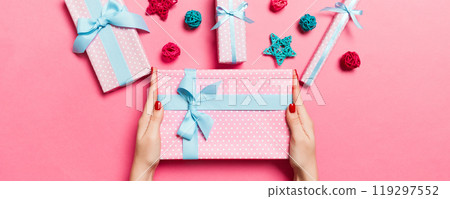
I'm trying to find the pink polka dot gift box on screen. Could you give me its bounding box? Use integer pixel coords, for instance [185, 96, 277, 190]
[212, 0, 254, 64]
[157, 69, 293, 159]
[66, 0, 151, 93]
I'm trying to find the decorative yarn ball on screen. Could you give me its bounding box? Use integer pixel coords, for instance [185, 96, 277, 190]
[162, 42, 181, 61]
[184, 10, 202, 29]
[146, 0, 178, 20]
[299, 14, 317, 32]
[271, 0, 288, 11]
[341, 51, 361, 69]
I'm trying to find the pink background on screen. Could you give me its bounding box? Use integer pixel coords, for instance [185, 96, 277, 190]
[1, 0, 449, 180]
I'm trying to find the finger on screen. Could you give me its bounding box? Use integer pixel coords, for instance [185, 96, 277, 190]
[143, 100, 164, 139]
[150, 67, 158, 104]
[151, 101, 164, 123]
[286, 103, 307, 141]
[138, 67, 158, 139]
[293, 70, 314, 138]
[292, 69, 303, 107]
[297, 102, 314, 139]
[141, 67, 158, 117]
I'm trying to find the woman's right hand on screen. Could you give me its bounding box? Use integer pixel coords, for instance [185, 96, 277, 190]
[130, 67, 164, 181]
[286, 70, 318, 181]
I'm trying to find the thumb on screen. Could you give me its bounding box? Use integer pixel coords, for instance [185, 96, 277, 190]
[144, 101, 164, 139]
[150, 101, 164, 124]
[286, 103, 306, 140]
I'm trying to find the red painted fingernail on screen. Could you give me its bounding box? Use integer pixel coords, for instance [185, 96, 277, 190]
[155, 101, 162, 110]
[289, 103, 295, 113]
[294, 69, 299, 80]
[151, 66, 154, 75]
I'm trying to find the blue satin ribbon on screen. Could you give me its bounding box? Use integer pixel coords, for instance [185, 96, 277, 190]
[211, 1, 254, 30]
[73, 0, 149, 86]
[73, 0, 149, 53]
[160, 94, 291, 110]
[304, 1, 362, 86]
[159, 69, 291, 159]
[211, 1, 254, 64]
[169, 69, 221, 159]
[321, 2, 363, 29]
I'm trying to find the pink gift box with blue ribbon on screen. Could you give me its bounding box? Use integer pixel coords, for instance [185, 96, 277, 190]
[157, 69, 293, 159]
[66, 0, 151, 92]
[301, 0, 363, 86]
[212, 0, 254, 64]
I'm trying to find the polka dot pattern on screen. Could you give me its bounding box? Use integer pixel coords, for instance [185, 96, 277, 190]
[158, 69, 293, 159]
[66, 0, 151, 92]
[216, 0, 247, 64]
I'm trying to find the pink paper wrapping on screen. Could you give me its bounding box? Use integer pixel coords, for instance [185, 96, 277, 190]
[301, 0, 360, 86]
[215, 0, 248, 64]
[158, 69, 293, 159]
[66, 0, 151, 93]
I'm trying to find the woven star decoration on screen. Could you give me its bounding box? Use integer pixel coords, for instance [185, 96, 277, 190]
[263, 33, 296, 66]
[146, 0, 178, 20]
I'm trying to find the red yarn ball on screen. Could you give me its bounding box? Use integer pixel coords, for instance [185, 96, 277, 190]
[271, 0, 288, 12]
[341, 51, 361, 69]
[162, 42, 180, 61]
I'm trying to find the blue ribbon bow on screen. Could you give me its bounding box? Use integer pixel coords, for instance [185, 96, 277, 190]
[175, 69, 221, 159]
[73, 0, 149, 53]
[321, 2, 363, 29]
[210, 1, 254, 30]
[160, 69, 293, 159]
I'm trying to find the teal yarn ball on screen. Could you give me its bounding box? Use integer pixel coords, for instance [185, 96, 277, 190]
[185, 10, 202, 29]
[299, 14, 317, 32]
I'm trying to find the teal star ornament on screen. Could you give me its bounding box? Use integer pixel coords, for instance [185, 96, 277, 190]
[263, 33, 296, 66]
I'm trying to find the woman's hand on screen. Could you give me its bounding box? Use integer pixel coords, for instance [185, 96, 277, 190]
[286, 70, 318, 181]
[130, 67, 164, 181]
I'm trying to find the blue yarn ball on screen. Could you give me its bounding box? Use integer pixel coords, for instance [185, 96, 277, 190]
[299, 14, 317, 32]
[185, 10, 202, 29]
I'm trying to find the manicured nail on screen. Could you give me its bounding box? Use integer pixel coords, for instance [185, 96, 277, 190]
[155, 101, 162, 110]
[289, 103, 295, 113]
[151, 66, 154, 75]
